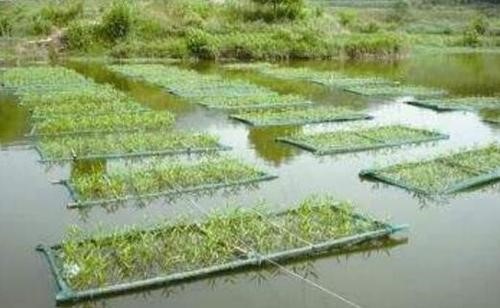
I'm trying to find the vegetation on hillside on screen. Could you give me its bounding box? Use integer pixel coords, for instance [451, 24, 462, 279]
[0, 0, 499, 60]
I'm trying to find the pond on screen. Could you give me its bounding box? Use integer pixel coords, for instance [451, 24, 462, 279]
[1, 52, 499, 308]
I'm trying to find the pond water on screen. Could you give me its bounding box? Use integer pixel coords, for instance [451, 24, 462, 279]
[1, 52, 500, 308]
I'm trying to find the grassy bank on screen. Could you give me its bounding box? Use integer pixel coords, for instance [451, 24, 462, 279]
[1, 0, 499, 61]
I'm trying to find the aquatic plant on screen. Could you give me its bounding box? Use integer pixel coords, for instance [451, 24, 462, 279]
[32, 111, 175, 136]
[409, 97, 500, 111]
[197, 93, 312, 110]
[108, 64, 311, 109]
[480, 108, 500, 124]
[360, 144, 500, 194]
[278, 125, 447, 155]
[230, 106, 371, 126]
[68, 156, 272, 204]
[52, 195, 380, 291]
[1, 66, 90, 88]
[22, 85, 146, 118]
[344, 84, 447, 99]
[37, 131, 224, 161]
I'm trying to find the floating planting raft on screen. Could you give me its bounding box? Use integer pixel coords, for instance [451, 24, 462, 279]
[29, 111, 175, 137]
[1, 65, 226, 166]
[277, 125, 448, 155]
[481, 109, 500, 124]
[107, 64, 312, 110]
[407, 97, 500, 111]
[230, 106, 372, 127]
[344, 84, 447, 99]
[22, 85, 147, 119]
[0, 66, 91, 93]
[37, 195, 408, 304]
[360, 144, 500, 195]
[58, 157, 277, 208]
[36, 132, 230, 162]
[224, 63, 446, 100]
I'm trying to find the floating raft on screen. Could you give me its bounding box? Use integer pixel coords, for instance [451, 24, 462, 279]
[407, 97, 500, 111]
[344, 84, 447, 99]
[360, 144, 500, 195]
[57, 157, 277, 208]
[37, 196, 408, 304]
[108, 64, 312, 110]
[277, 125, 448, 155]
[230, 106, 372, 127]
[35, 132, 230, 163]
[27, 111, 175, 138]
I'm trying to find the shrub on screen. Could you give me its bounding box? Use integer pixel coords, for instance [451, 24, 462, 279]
[100, 1, 133, 43]
[249, 0, 305, 21]
[342, 33, 407, 59]
[0, 15, 13, 36]
[40, 1, 83, 27]
[470, 15, 488, 36]
[386, 0, 411, 23]
[186, 28, 219, 59]
[31, 15, 53, 36]
[64, 21, 96, 51]
[337, 10, 357, 27]
[462, 29, 481, 47]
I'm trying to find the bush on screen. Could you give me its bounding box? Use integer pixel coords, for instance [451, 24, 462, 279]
[342, 33, 407, 59]
[249, 0, 305, 21]
[64, 21, 96, 51]
[386, 0, 411, 23]
[31, 15, 53, 36]
[470, 15, 488, 35]
[186, 28, 219, 59]
[100, 1, 133, 43]
[462, 29, 481, 47]
[337, 10, 357, 27]
[0, 15, 13, 36]
[40, 1, 83, 27]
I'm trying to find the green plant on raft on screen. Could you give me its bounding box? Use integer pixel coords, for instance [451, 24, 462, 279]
[33, 111, 175, 136]
[37, 131, 222, 161]
[480, 109, 500, 124]
[279, 125, 447, 155]
[20, 84, 145, 118]
[410, 97, 500, 111]
[361, 144, 500, 194]
[197, 93, 312, 109]
[345, 83, 447, 98]
[54, 194, 380, 291]
[69, 156, 268, 202]
[1, 66, 90, 88]
[108, 64, 311, 109]
[230, 106, 371, 126]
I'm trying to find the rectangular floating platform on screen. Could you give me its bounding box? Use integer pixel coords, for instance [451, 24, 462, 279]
[62, 173, 278, 209]
[36, 198, 408, 304]
[56, 157, 277, 208]
[277, 125, 448, 155]
[35, 144, 232, 163]
[35, 132, 229, 163]
[407, 97, 500, 111]
[344, 84, 447, 99]
[27, 111, 175, 138]
[360, 145, 500, 195]
[230, 107, 372, 127]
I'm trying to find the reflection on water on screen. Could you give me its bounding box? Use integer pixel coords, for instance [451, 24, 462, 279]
[247, 126, 303, 166]
[0, 95, 29, 145]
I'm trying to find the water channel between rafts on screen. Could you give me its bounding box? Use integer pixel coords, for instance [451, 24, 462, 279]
[1, 53, 499, 308]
